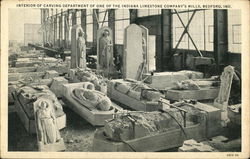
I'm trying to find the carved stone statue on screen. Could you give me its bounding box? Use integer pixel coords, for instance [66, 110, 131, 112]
[35, 99, 61, 145]
[77, 30, 86, 68]
[214, 65, 235, 126]
[71, 25, 86, 69]
[97, 27, 114, 77]
[71, 82, 112, 111]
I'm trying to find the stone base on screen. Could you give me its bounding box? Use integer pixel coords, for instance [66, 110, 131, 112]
[92, 128, 185, 152]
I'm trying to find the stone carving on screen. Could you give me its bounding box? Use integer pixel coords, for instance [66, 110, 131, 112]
[35, 98, 61, 144]
[215, 66, 235, 105]
[114, 80, 161, 101]
[34, 98, 65, 151]
[214, 65, 235, 125]
[71, 25, 86, 69]
[71, 82, 112, 111]
[97, 27, 114, 77]
[123, 24, 149, 80]
[69, 68, 108, 94]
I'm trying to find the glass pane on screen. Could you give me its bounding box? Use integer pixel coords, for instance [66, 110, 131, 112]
[228, 10, 241, 53]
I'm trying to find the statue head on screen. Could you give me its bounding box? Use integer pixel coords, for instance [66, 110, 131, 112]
[40, 101, 49, 110]
[78, 29, 84, 37]
[102, 29, 110, 37]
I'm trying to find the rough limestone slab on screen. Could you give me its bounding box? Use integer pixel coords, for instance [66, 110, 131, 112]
[107, 79, 162, 111]
[8, 79, 53, 103]
[9, 67, 38, 73]
[123, 24, 144, 79]
[8, 72, 45, 81]
[50, 77, 69, 98]
[178, 139, 218, 152]
[165, 88, 219, 101]
[186, 102, 222, 138]
[44, 70, 59, 79]
[143, 71, 204, 89]
[92, 128, 185, 152]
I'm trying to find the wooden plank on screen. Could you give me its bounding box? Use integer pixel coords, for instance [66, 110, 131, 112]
[165, 88, 219, 101]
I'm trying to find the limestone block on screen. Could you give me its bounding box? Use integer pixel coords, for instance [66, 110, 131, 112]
[50, 77, 69, 98]
[44, 70, 59, 79]
[178, 139, 218, 152]
[123, 24, 148, 80]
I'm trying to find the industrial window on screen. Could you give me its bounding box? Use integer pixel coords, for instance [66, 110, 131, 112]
[86, 10, 93, 42]
[115, 9, 130, 44]
[68, 14, 72, 42]
[76, 11, 81, 25]
[228, 10, 241, 53]
[56, 17, 59, 40]
[98, 9, 109, 27]
[62, 15, 64, 40]
[172, 9, 214, 51]
[137, 9, 161, 17]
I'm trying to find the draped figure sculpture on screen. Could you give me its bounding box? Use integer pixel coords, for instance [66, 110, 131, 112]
[71, 25, 86, 69]
[36, 99, 61, 145]
[97, 27, 114, 77]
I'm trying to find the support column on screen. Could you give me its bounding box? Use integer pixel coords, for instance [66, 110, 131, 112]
[59, 11, 63, 47]
[108, 9, 115, 57]
[129, 9, 138, 24]
[81, 9, 87, 35]
[93, 9, 99, 54]
[214, 10, 228, 68]
[64, 10, 69, 48]
[72, 9, 77, 26]
[162, 9, 173, 71]
[54, 15, 57, 46]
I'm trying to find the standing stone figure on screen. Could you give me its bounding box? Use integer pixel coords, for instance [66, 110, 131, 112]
[71, 25, 86, 69]
[98, 29, 113, 75]
[76, 30, 86, 68]
[36, 100, 61, 145]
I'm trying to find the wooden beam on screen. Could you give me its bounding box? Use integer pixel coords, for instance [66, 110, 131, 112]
[129, 9, 138, 24]
[161, 9, 172, 71]
[81, 9, 87, 37]
[71, 9, 77, 26]
[214, 10, 228, 68]
[93, 9, 99, 54]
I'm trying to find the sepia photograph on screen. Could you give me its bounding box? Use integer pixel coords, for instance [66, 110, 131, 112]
[1, 0, 249, 158]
